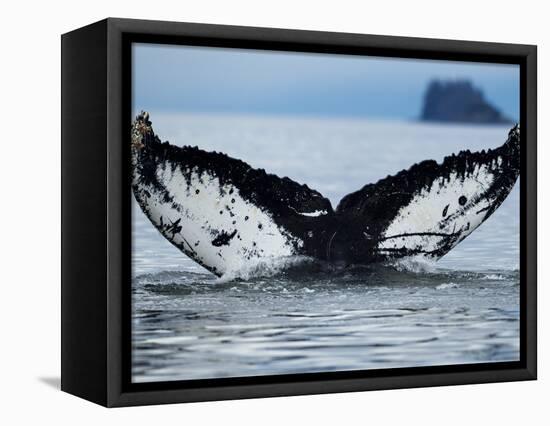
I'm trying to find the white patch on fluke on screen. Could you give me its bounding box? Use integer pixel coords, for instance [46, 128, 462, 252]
[378, 162, 498, 256]
[134, 163, 302, 277]
[297, 209, 328, 217]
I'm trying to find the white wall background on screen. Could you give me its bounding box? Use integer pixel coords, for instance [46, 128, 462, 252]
[1, 0, 546, 423]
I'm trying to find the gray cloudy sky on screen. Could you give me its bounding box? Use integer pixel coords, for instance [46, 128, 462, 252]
[132, 43, 519, 121]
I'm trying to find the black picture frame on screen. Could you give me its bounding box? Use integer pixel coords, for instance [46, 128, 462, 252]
[61, 17, 537, 407]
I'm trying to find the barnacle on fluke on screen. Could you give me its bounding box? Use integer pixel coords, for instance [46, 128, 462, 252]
[131, 111, 520, 277]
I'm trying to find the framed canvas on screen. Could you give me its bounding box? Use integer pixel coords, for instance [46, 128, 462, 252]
[61, 18, 537, 407]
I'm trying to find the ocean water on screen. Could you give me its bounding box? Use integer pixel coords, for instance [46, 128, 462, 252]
[131, 114, 520, 382]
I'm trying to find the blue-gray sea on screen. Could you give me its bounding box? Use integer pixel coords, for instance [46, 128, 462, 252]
[132, 114, 519, 382]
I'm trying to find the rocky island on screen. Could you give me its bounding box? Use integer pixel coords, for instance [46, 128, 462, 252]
[420, 79, 512, 124]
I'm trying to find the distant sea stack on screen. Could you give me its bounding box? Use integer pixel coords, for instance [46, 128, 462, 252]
[420, 79, 513, 124]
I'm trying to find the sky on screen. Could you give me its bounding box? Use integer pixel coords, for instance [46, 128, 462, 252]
[132, 43, 520, 121]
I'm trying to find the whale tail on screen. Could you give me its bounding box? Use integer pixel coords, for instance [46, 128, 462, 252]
[131, 112, 336, 276]
[333, 125, 520, 263]
[132, 111, 520, 276]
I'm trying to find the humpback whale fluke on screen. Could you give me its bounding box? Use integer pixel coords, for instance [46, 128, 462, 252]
[132, 112, 520, 277]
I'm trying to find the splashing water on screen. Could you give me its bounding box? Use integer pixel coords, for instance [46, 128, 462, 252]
[215, 255, 316, 283]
